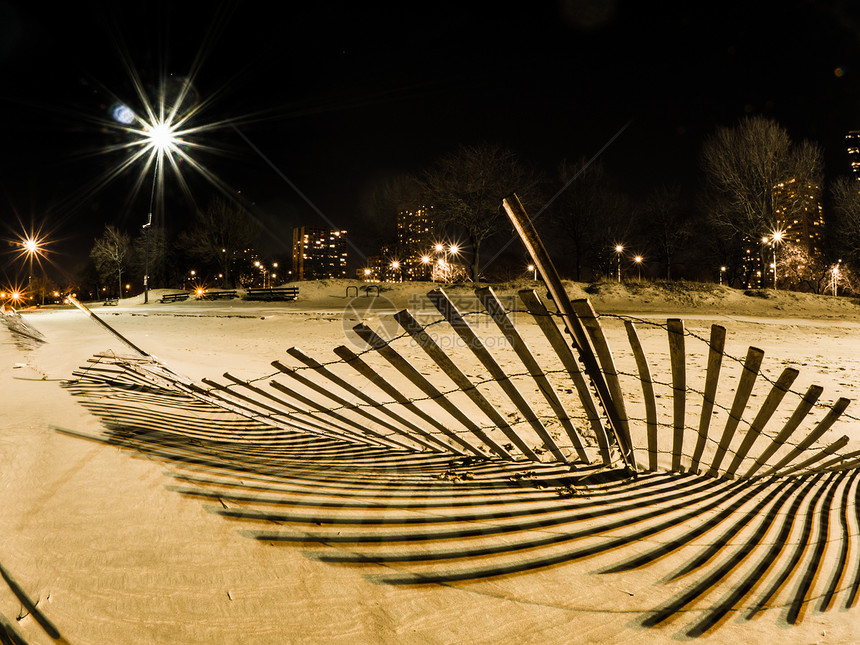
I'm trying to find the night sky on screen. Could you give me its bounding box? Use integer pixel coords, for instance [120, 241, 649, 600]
[3, 0, 860, 279]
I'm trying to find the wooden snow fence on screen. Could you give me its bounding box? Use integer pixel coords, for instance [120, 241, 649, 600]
[58, 194, 860, 637]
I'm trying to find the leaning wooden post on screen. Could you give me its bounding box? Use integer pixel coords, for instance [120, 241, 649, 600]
[501, 193, 636, 472]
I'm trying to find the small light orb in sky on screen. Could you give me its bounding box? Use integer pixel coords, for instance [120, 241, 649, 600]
[834, 66, 845, 78]
[111, 103, 135, 124]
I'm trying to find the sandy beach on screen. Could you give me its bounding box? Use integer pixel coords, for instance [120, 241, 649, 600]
[2, 279, 860, 644]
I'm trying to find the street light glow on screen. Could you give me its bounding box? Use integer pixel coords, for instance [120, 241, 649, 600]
[145, 120, 178, 153]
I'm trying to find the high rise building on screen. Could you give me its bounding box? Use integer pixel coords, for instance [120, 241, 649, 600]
[740, 178, 825, 288]
[291, 227, 348, 280]
[773, 178, 825, 257]
[846, 130, 860, 180]
[396, 206, 436, 280]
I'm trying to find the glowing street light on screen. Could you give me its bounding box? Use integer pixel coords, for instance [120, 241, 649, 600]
[719, 266, 726, 286]
[633, 255, 643, 281]
[614, 244, 624, 282]
[527, 264, 536, 280]
[767, 229, 785, 289]
[830, 259, 842, 296]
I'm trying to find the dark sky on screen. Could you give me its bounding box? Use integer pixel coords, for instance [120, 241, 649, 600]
[4, 0, 860, 278]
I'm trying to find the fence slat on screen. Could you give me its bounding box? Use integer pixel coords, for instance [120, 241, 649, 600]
[723, 367, 799, 478]
[706, 347, 765, 477]
[743, 385, 824, 478]
[518, 290, 611, 465]
[285, 347, 446, 453]
[571, 299, 637, 470]
[427, 289, 565, 462]
[502, 195, 635, 471]
[393, 309, 537, 461]
[271, 359, 430, 452]
[476, 287, 589, 463]
[690, 325, 726, 473]
[352, 323, 508, 459]
[756, 398, 852, 478]
[206, 374, 371, 444]
[268, 379, 410, 450]
[625, 321, 658, 471]
[667, 319, 686, 472]
[331, 345, 466, 454]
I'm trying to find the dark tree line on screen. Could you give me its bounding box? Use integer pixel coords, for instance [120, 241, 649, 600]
[368, 116, 860, 292]
[86, 197, 260, 298]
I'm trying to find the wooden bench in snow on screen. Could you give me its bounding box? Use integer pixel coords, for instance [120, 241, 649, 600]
[244, 287, 299, 301]
[200, 290, 238, 300]
[160, 292, 190, 303]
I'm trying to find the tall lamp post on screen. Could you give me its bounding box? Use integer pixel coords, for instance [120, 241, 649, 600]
[142, 215, 151, 303]
[614, 245, 624, 282]
[770, 230, 784, 289]
[633, 255, 643, 281]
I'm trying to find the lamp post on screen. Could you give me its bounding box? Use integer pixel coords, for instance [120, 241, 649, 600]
[719, 266, 726, 285]
[831, 260, 842, 296]
[527, 264, 536, 280]
[770, 230, 784, 289]
[614, 245, 624, 282]
[142, 217, 151, 303]
[633, 255, 643, 281]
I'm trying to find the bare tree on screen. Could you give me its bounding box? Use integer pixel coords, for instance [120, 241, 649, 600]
[549, 157, 628, 281]
[90, 225, 131, 298]
[830, 176, 860, 267]
[701, 116, 823, 239]
[420, 143, 540, 281]
[638, 183, 691, 280]
[131, 226, 169, 288]
[179, 198, 260, 288]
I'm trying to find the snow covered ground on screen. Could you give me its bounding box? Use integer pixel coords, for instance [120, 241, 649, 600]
[2, 280, 859, 643]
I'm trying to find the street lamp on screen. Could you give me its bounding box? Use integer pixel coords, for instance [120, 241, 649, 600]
[614, 245, 624, 282]
[771, 230, 784, 289]
[391, 260, 402, 282]
[527, 264, 536, 280]
[830, 260, 842, 296]
[719, 266, 726, 285]
[633, 255, 643, 281]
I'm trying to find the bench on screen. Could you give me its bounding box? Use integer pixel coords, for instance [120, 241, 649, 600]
[103, 298, 118, 306]
[244, 287, 299, 301]
[200, 290, 238, 300]
[160, 292, 190, 303]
